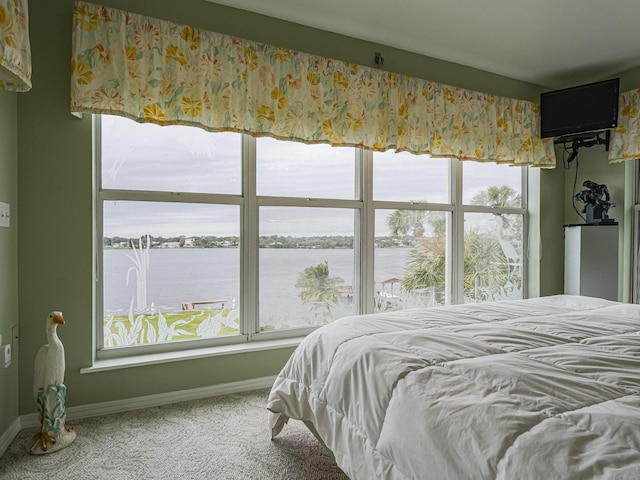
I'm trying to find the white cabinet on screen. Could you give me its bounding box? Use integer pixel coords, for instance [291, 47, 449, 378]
[564, 224, 618, 301]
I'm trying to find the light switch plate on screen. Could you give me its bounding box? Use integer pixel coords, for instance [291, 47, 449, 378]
[0, 202, 9, 228]
[2, 343, 10, 368]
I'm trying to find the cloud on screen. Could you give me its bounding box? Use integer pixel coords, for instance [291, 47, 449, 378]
[102, 117, 241, 194]
[100, 115, 524, 239]
[103, 201, 239, 238]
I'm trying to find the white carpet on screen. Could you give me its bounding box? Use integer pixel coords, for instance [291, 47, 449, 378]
[0, 389, 348, 480]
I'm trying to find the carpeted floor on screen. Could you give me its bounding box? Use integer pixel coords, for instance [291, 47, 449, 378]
[0, 389, 348, 480]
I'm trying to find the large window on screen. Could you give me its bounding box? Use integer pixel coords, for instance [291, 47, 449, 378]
[96, 115, 527, 355]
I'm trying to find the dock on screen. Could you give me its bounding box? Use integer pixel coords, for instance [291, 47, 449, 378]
[181, 299, 226, 310]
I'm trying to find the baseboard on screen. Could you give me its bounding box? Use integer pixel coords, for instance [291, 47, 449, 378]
[19, 375, 277, 430]
[0, 417, 21, 458]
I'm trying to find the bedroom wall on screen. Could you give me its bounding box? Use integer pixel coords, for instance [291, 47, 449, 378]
[538, 166, 566, 296]
[561, 146, 626, 301]
[17, 0, 561, 415]
[562, 147, 626, 227]
[559, 70, 640, 302]
[0, 91, 19, 436]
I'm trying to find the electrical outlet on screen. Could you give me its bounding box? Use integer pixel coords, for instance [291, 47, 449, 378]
[0, 202, 9, 228]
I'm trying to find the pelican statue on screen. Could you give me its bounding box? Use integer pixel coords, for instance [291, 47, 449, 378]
[30, 311, 75, 453]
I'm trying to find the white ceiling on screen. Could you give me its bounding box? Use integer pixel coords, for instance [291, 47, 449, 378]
[208, 0, 640, 89]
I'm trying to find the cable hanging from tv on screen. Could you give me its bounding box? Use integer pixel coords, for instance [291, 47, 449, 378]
[558, 130, 611, 165]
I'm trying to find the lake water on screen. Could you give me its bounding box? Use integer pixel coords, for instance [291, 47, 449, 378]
[103, 247, 412, 321]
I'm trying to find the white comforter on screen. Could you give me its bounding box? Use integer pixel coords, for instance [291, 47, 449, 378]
[267, 295, 640, 479]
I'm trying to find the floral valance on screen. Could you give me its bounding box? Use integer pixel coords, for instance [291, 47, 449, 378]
[70, 1, 556, 168]
[0, 0, 32, 92]
[609, 89, 640, 163]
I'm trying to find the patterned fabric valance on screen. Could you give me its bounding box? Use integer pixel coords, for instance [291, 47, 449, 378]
[0, 0, 32, 92]
[70, 1, 556, 168]
[609, 89, 640, 163]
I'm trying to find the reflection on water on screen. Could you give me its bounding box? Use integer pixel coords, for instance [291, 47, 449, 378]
[104, 247, 412, 319]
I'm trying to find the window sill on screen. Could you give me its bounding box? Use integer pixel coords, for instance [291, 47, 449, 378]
[80, 337, 303, 374]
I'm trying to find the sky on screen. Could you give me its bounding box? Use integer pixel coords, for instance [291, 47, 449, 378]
[101, 115, 522, 238]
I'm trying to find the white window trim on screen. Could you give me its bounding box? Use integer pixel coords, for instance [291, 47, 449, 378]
[631, 160, 640, 303]
[93, 115, 528, 364]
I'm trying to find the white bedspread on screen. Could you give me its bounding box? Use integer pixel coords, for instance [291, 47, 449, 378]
[267, 295, 640, 479]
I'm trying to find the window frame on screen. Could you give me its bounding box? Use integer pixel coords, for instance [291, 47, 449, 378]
[369, 149, 456, 307]
[94, 115, 528, 361]
[632, 160, 640, 303]
[458, 163, 528, 304]
[252, 148, 364, 340]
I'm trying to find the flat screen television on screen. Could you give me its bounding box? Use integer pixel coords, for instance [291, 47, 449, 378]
[540, 78, 619, 139]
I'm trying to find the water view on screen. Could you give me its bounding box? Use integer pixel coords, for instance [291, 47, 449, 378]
[103, 246, 412, 317]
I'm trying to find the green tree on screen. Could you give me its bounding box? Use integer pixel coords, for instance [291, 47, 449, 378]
[386, 207, 427, 238]
[295, 261, 345, 320]
[395, 186, 522, 303]
[462, 227, 515, 300]
[470, 185, 521, 208]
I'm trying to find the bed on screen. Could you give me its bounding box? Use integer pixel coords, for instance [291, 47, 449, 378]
[267, 295, 640, 479]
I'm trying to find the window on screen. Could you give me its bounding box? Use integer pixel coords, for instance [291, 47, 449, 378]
[256, 138, 359, 332]
[96, 115, 527, 356]
[259, 206, 356, 330]
[461, 162, 525, 303]
[372, 151, 451, 309]
[99, 116, 243, 350]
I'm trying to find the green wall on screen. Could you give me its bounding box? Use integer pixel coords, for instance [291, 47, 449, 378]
[561, 139, 628, 301]
[562, 147, 626, 227]
[619, 66, 640, 92]
[16, 0, 562, 416]
[558, 68, 640, 301]
[0, 90, 19, 434]
[538, 166, 566, 296]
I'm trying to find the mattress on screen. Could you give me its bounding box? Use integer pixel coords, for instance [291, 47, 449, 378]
[267, 295, 640, 479]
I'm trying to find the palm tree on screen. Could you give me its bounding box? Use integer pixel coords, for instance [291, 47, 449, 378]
[395, 185, 522, 303]
[295, 261, 345, 321]
[463, 227, 513, 300]
[401, 211, 446, 286]
[386, 208, 427, 238]
[470, 185, 521, 208]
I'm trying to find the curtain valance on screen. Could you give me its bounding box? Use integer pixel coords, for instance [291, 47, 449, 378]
[70, 1, 555, 168]
[0, 0, 31, 92]
[609, 88, 640, 163]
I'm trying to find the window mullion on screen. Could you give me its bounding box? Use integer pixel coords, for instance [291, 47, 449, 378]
[373, 201, 454, 212]
[94, 114, 104, 355]
[521, 166, 529, 298]
[241, 135, 258, 338]
[100, 189, 243, 205]
[451, 159, 464, 305]
[360, 149, 375, 314]
[257, 196, 361, 209]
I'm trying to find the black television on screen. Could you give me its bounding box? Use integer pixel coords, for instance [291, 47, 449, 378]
[540, 78, 619, 140]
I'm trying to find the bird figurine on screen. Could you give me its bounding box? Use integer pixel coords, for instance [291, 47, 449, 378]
[30, 311, 74, 453]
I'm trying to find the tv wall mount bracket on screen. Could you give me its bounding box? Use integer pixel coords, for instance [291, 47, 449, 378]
[554, 130, 610, 164]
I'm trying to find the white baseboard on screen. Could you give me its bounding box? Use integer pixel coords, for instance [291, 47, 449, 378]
[19, 375, 276, 430]
[0, 417, 21, 458]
